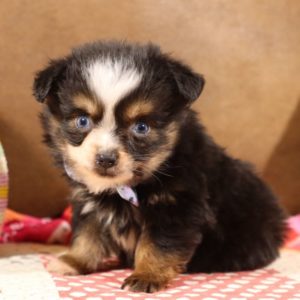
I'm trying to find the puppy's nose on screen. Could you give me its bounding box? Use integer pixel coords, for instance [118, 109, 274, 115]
[95, 151, 119, 169]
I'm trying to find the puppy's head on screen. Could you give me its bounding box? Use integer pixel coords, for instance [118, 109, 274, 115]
[33, 41, 204, 193]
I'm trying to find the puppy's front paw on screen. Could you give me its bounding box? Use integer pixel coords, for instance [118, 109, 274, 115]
[47, 257, 79, 276]
[122, 273, 168, 293]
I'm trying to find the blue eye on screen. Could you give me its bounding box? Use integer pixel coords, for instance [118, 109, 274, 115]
[76, 116, 90, 129]
[133, 122, 150, 135]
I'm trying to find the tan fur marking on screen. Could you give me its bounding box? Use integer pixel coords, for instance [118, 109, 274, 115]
[148, 192, 176, 205]
[145, 122, 179, 173]
[71, 187, 88, 202]
[123, 234, 187, 292]
[111, 225, 139, 256]
[48, 115, 60, 131]
[125, 100, 154, 121]
[47, 255, 79, 276]
[49, 221, 118, 275]
[122, 229, 139, 254]
[134, 236, 186, 275]
[46, 114, 65, 148]
[73, 94, 100, 116]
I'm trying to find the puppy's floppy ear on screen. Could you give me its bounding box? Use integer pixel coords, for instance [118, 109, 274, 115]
[33, 58, 67, 103]
[168, 58, 205, 104]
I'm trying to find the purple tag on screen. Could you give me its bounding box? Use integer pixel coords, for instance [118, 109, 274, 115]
[117, 185, 139, 206]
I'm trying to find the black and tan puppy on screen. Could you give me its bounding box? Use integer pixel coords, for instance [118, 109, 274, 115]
[33, 41, 286, 293]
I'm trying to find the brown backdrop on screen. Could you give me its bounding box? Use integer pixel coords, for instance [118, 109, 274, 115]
[0, 0, 299, 216]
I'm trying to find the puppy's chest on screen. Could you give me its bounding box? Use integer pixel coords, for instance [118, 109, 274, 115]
[91, 199, 142, 254]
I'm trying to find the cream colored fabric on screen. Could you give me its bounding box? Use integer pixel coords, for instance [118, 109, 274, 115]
[0, 255, 59, 300]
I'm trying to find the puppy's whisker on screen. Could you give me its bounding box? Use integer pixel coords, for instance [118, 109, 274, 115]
[134, 166, 163, 187]
[149, 172, 163, 186]
[154, 169, 173, 178]
[161, 161, 183, 171]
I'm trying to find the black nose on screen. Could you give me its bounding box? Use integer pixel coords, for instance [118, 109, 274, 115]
[95, 151, 118, 169]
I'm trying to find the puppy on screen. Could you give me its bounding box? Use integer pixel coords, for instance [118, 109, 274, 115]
[33, 41, 286, 293]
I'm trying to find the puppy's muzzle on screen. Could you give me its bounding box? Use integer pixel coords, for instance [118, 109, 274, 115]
[95, 150, 119, 170]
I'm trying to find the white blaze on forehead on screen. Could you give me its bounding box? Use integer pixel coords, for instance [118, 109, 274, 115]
[85, 59, 142, 109]
[85, 59, 142, 147]
[95, 128, 118, 150]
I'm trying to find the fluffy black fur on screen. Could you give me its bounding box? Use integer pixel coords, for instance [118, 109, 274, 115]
[33, 41, 286, 293]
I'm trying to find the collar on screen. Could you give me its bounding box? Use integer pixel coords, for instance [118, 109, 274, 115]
[116, 185, 139, 207]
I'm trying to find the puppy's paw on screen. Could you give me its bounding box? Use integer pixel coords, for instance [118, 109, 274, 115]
[47, 257, 79, 276]
[122, 273, 167, 293]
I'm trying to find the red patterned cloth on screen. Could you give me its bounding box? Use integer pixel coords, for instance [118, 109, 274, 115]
[49, 266, 300, 299]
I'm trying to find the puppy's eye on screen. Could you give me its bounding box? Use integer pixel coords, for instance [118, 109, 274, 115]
[75, 116, 91, 129]
[132, 122, 150, 135]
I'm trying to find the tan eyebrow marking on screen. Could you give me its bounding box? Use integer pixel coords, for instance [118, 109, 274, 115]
[73, 94, 102, 116]
[124, 100, 154, 120]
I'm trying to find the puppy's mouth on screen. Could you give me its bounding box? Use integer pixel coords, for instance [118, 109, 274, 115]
[94, 166, 118, 178]
[94, 166, 145, 185]
[64, 158, 147, 193]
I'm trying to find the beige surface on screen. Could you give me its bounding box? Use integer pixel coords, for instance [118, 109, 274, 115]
[0, 243, 66, 258]
[0, 0, 299, 215]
